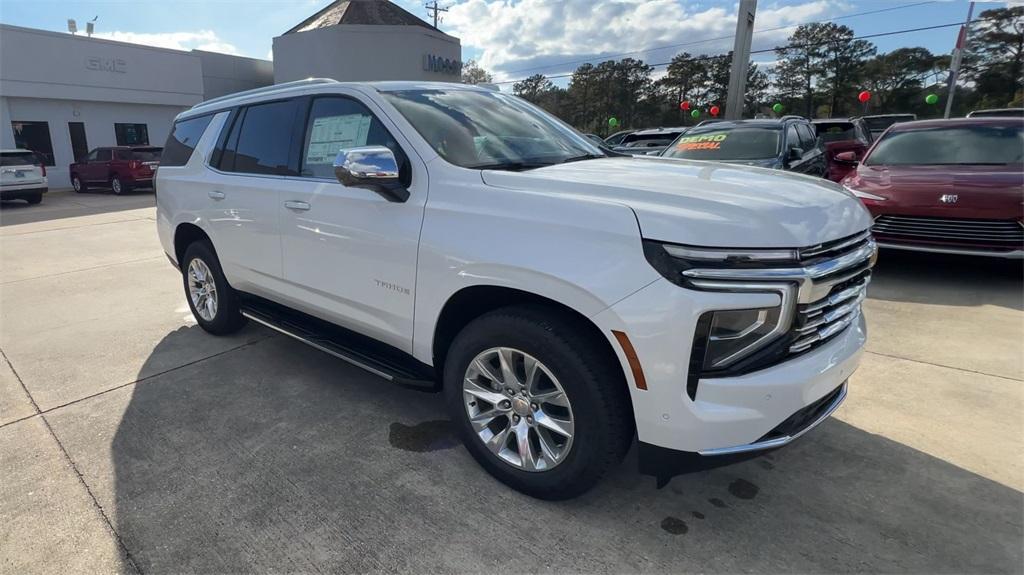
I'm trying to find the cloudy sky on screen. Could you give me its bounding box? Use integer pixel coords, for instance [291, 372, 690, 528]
[0, 0, 1008, 85]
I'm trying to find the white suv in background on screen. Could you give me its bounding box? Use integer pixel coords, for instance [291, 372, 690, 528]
[0, 149, 47, 205]
[156, 79, 875, 499]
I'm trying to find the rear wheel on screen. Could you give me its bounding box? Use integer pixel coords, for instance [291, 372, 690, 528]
[110, 175, 129, 195]
[25, 193, 42, 205]
[444, 305, 633, 500]
[71, 176, 86, 193]
[181, 241, 246, 335]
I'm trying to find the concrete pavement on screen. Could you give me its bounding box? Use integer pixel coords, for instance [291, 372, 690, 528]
[1, 191, 1021, 573]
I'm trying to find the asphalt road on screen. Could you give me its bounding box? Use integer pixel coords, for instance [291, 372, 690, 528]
[1, 191, 1021, 574]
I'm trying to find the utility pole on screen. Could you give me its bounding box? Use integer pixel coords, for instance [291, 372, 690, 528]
[725, 0, 757, 120]
[425, 1, 448, 29]
[944, 1, 975, 119]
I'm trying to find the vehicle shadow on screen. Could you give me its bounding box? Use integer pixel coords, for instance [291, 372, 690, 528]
[0, 190, 154, 228]
[104, 328, 1024, 574]
[869, 248, 1023, 311]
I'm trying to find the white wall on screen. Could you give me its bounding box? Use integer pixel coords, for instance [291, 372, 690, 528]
[272, 25, 461, 83]
[193, 50, 274, 100]
[2, 96, 186, 188]
[0, 24, 204, 107]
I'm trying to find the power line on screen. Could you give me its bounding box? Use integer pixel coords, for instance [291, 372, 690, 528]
[498, 1, 938, 77]
[495, 20, 973, 85]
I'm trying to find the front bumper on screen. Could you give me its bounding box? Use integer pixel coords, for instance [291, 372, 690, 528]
[594, 276, 866, 455]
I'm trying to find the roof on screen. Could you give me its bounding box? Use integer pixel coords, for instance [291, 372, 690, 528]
[285, 0, 436, 34]
[632, 127, 688, 135]
[1, 149, 34, 154]
[688, 119, 788, 130]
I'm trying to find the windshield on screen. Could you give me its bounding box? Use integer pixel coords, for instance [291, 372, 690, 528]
[131, 147, 162, 161]
[382, 89, 601, 169]
[865, 123, 1024, 166]
[815, 123, 857, 143]
[662, 127, 781, 160]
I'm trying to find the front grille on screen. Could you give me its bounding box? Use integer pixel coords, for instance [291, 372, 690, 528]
[873, 215, 1024, 249]
[789, 273, 869, 354]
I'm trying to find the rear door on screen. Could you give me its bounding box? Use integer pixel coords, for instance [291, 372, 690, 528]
[0, 151, 45, 190]
[203, 99, 299, 294]
[89, 149, 112, 182]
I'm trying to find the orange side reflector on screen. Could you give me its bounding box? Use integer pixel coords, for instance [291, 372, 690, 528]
[612, 330, 647, 390]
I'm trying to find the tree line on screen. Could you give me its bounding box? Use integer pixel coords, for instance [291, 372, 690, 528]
[463, 7, 1022, 135]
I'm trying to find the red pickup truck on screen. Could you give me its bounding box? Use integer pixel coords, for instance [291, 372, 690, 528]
[69, 146, 161, 194]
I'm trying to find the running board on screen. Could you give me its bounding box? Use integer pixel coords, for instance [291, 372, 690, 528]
[240, 296, 437, 391]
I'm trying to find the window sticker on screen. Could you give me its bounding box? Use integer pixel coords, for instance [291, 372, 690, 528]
[305, 114, 372, 165]
[675, 132, 728, 151]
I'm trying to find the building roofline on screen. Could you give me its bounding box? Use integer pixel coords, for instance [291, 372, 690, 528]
[284, 0, 440, 35]
[0, 23, 203, 59]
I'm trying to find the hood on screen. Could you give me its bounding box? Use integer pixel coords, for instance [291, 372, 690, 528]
[481, 156, 871, 248]
[850, 164, 1024, 219]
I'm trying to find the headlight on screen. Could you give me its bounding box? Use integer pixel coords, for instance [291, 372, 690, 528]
[694, 306, 783, 369]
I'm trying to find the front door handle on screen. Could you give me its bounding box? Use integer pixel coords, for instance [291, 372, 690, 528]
[284, 200, 311, 211]
[208, 190, 225, 200]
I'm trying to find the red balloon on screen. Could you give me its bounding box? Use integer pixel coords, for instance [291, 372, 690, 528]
[680, 101, 690, 111]
[858, 90, 871, 103]
[710, 105, 720, 117]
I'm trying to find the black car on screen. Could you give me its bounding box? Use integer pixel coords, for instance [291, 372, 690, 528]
[612, 127, 688, 156]
[858, 114, 916, 139]
[659, 117, 828, 177]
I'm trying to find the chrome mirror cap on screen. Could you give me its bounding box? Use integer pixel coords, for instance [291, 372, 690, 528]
[332, 146, 409, 202]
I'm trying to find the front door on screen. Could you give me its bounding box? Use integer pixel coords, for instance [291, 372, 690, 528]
[278, 93, 427, 353]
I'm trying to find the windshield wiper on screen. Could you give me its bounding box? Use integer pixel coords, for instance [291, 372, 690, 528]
[558, 153, 606, 164]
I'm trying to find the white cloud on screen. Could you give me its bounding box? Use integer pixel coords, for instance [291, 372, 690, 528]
[92, 30, 241, 55]
[443, 0, 844, 82]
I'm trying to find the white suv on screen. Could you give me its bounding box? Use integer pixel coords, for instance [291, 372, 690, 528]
[156, 79, 875, 499]
[1, 149, 47, 204]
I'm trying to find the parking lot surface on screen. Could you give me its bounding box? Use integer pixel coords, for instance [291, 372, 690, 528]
[1, 191, 1022, 574]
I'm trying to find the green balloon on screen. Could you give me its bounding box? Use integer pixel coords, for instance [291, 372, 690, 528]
[925, 93, 939, 105]
[772, 103, 784, 113]
[608, 117, 619, 127]
[690, 109, 700, 118]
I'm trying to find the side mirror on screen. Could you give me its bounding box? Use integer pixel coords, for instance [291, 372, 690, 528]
[333, 146, 409, 202]
[787, 147, 803, 161]
[834, 151, 859, 164]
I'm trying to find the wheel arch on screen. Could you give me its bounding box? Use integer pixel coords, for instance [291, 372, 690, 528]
[173, 222, 213, 270]
[430, 285, 630, 395]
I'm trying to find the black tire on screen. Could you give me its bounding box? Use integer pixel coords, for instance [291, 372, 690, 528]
[110, 175, 129, 195]
[25, 193, 42, 205]
[181, 240, 246, 335]
[444, 305, 634, 500]
[71, 175, 86, 193]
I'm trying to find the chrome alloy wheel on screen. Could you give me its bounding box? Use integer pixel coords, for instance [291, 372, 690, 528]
[462, 347, 575, 472]
[187, 258, 218, 322]
[111, 177, 122, 194]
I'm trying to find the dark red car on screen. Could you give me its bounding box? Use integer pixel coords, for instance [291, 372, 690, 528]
[69, 146, 162, 195]
[812, 118, 873, 182]
[840, 118, 1023, 258]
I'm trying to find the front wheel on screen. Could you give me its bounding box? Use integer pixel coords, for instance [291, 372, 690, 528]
[71, 176, 86, 193]
[444, 306, 634, 500]
[181, 241, 246, 335]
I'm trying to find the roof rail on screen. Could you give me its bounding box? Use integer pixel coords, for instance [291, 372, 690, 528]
[191, 78, 339, 111]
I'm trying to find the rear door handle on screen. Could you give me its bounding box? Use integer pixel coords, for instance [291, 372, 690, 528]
[284, 200, 311, 211]
[208, 190, 225, 200]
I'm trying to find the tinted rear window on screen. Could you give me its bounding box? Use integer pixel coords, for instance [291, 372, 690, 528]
[226, 100, 299, 176]
[0, 152, 37, 166]
[815, 123, 856, 142]
[131, 148, 162, 162]
[162, 115, 213, 167]
[866, 123, 1024, 166]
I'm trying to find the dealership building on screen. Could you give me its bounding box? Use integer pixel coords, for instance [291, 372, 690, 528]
[0, 0, 462, 188]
